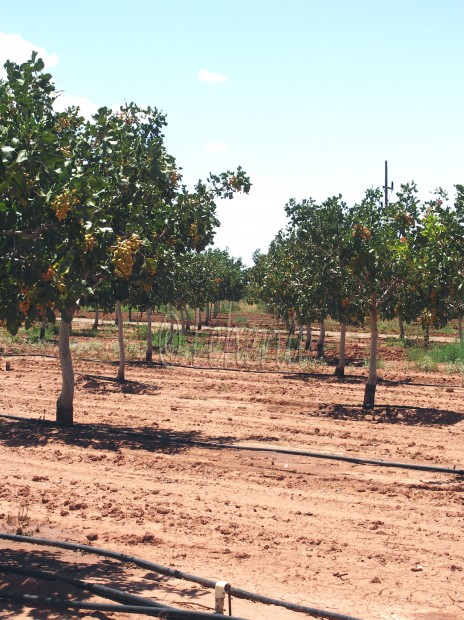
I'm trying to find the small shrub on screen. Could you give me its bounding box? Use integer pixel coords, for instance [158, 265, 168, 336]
[416, 355, 438, 372]
[446, 360, 464, 375]
[298, 357, 327, 371]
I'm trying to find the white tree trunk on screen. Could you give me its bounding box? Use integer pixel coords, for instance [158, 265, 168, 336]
[56, 310, 75, 426]
[363, 296, 378, 409]
[458, 314, 463, 342]
[305, 322, 312, 351]
[116, 300, 125, 381]
[146, 306, 153, 362]
[335, 321, 347, 377]
[316, 319, 325, 358]
[180, 306, 185, 334]
[196, 307, 202, 330]
[166, 303, 174, 345]
[398, 314, 405, 340]
[93, 306, 99, 330]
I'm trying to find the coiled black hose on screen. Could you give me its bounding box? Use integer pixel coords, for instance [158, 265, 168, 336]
[0, 532, 364, 620]
[0, 591, 242, 619]
[0, 563, 168, 609]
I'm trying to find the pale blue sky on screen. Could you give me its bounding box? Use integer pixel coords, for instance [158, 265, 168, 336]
[1, 1, 463, 263]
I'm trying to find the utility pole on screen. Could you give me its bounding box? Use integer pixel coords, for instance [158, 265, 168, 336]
[383, 160, 394, 206]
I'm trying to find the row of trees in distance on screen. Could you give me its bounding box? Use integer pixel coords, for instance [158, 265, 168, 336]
[246, 183, 464, 408]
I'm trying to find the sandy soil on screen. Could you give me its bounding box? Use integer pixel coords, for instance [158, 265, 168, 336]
[0, 335, 463, 620]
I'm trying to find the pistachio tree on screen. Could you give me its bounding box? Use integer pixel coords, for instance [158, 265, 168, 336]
[0, 54, 109, 425]
[346, 188, 401, 408]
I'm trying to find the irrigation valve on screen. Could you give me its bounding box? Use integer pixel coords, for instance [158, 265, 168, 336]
[214, 580, 229, 614]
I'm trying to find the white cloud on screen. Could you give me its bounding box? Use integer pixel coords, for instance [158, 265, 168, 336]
[197, 68, 226, 83]
[0, 33, 59, 76]
[53, 94, 99, 119]
[203, 141, 229, 153]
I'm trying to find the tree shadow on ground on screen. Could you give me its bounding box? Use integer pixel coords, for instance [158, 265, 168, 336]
[318, 403, 464, 426]
[284, 372, 367, 385]
[0, 416, 277, 454]
[76, 374, 160, 396]
[0, 547, 211, 619]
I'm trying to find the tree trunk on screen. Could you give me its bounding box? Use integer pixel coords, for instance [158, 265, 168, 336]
[363, 297, 378, 409]
[423, 324, 430, 348]
[56, 309, 75, 426]
[214, 301, 219, 319]
[196, 307, 202, 331]
[335, 321, 347, 377]
[180, 306, 186, 334]
[298, 323, 304, 348]
[146, 306, 153, 362]
[205, 302, 210, 326]
[115, 300, 125, 381]
[288, 312, 295, 335]
[93, 306, 99, 330]
[39, 318, 47, 340]
[458, 314, 463, 342]
[167, 304, 174, 345]
[185, 306, 191, 332]
[398, 314, 405, 340]
[128, 306, 132, 322]
[305, 322, 312, 351]
[316, 319, 325, 358]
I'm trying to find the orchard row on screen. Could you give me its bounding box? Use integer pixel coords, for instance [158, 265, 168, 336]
[246, 185, 464, 407]
[0, 54, 250, 424]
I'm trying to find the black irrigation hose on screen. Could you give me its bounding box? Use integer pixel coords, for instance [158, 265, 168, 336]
[0, 533, 364, 620]
[0, 591, 246, 619]
[0, 412, 463, 476]
[6, 351, 464, 389]
[199, 440, 464, 476]
[0, 563, 168, 609]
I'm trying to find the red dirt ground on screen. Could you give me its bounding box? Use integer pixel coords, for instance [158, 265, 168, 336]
[0, 330, 463, 620]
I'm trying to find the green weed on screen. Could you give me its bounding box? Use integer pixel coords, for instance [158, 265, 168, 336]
[415, 355, 438, 372]
[407, 341, 464, 366]
[363, 357, 384, 369]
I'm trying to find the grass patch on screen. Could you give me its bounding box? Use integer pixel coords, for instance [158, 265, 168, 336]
[406, 340, 464, 372]
[408, 341, 464, 363]
[297, 357, 328, 371]
[363, 357, 385, 369]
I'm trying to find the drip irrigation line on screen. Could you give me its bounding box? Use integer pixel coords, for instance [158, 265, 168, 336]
[0, 412, 462, 476]
[5, 351, 464, 390]
[328, 401, 462, 412]
[0, 533, 364, 620]
[200, 440, 464, 476]
[0, 591, 245, 619]
[3, 353, 59, 360]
